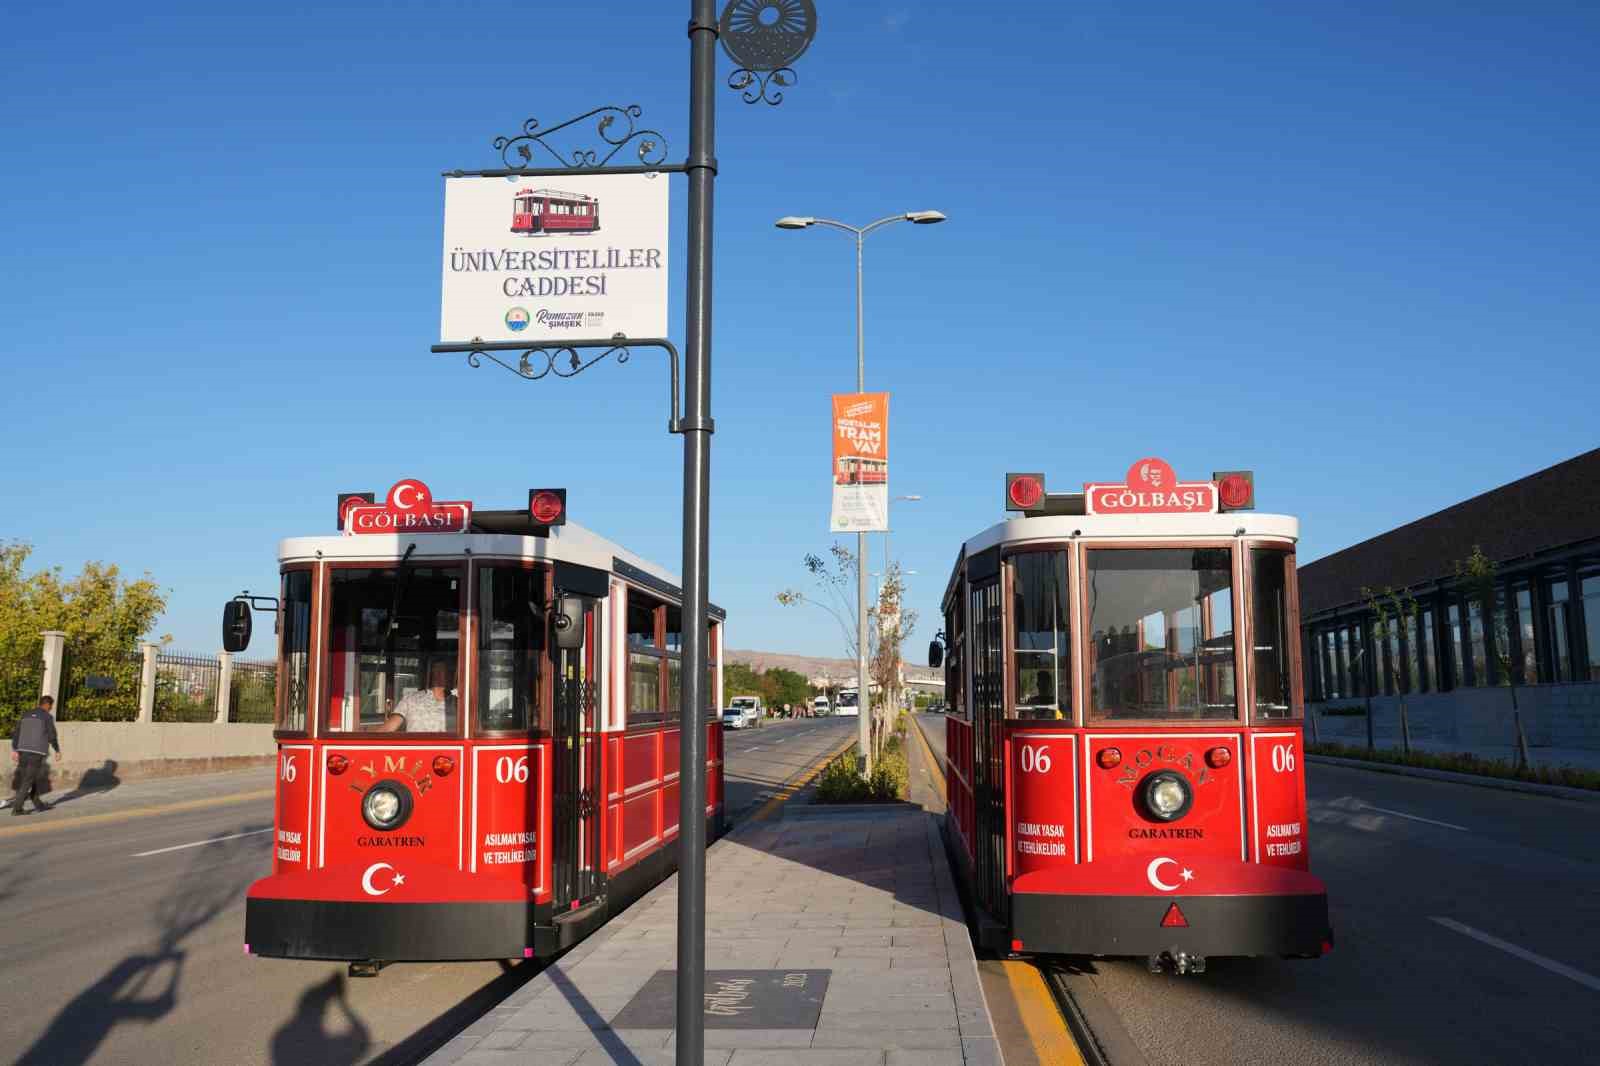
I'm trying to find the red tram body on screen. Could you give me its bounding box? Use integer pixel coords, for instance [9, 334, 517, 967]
[511, 188, 601, 236]
[935, 462, 1331, 971]
[240, 480, 723, 964]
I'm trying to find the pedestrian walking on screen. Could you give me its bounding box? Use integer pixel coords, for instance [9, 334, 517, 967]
[11, 695, 61, 816]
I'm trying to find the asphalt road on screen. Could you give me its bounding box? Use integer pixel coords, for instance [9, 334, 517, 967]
[0, 716, 854, 1066]
[911, 713, 1600, 1065]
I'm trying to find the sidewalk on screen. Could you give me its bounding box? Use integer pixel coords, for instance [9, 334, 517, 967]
[425, 805, 1000, 1066]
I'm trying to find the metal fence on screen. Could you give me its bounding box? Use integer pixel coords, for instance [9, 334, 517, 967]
[231, 659, 277, 724]
[154, 651, 221, 723]
[59, 648, 144, 722]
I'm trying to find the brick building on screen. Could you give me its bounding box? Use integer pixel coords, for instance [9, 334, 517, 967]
[1298, 447, 1600, 753]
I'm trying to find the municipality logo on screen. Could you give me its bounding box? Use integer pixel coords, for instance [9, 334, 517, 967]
[505, 307, 530, 332]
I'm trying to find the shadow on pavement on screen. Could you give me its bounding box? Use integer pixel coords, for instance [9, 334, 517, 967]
[15, 824, 257, 1066]
[268, 973, 372, 1066]
[51, 759, 124, 805]
[548, 965, 644, 1066]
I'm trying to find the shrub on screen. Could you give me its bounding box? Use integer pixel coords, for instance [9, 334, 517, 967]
[814, 739, 908, 804]
[1309, 742, 1600, 792]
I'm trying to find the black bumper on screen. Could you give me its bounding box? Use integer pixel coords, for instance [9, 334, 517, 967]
[1010, 891, 1330, 958]
[245, 897, 548, 962]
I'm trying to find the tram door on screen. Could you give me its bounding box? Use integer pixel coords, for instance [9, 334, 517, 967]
[969, 575, 1010, 925]
[551, 596, 602, 911]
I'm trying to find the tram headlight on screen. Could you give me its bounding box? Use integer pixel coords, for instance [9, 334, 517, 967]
[362, 781, 413, 831]
[1142, 771, 1194, 822]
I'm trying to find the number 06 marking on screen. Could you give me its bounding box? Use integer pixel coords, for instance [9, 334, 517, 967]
[496, 755, 530, 784]
[1019, 745, 1052, 774]
[1270, 744, 1296, 773]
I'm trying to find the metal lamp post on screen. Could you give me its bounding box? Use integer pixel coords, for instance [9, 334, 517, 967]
[774, 212, 944, 773]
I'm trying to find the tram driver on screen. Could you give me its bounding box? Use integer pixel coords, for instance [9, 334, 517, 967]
[369, 659, 455, 733]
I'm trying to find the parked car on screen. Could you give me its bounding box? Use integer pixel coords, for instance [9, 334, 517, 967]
[722, 695, 763, 729]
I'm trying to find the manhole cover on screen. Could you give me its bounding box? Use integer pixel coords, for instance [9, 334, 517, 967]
[611, 969, 831, 1029]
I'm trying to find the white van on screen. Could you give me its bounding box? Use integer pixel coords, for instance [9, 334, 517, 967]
[811, 695, 830, 716]
[722, 695, 763, 729]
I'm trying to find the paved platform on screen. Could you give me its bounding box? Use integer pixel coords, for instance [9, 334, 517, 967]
[425, 805, 1000, 1066]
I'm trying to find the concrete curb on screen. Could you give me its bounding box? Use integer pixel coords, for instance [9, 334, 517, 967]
[924, 809, 1002, 1066]
[1309, 754, 1600, 803]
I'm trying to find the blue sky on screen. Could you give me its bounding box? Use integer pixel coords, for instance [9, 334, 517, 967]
[3, 1, 1596, 660]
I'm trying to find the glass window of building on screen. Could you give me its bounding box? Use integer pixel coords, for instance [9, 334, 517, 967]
[1513, 583, 1537, 685]
[324, 567, 460, 733]
[1324, 630, 1340, 699]
[1087, 548, 1237, 720]
[279, 569, 312, 732]
[1417, 607, 1436, 692]
[1583, 572, 1600, 682]
[477, 565, 544, 733]
[1400, 611, 1416, 693]
[1009, 551, 1071, 719]
[1251, 549, 1295, 718]
[1446, 602, 1464, 689]
[1385, 627, 1401, 695]
[1467, 597, 1488, 687]
[1546, 579, 1572, 683]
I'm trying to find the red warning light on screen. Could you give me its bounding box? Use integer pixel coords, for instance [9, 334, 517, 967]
[1214, 470, 1255, 511]
[1006, 473, 1045, 511]
[529, 489, 567, 526]
[1160, 903, 1189, 928]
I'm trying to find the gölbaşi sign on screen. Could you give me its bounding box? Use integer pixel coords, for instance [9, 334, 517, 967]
[440, 173, 668, 344]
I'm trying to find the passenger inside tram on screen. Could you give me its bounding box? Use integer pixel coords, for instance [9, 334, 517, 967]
[368, 659, 455, 733]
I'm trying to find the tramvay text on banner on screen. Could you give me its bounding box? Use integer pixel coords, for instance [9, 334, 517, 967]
[830, 393, 889, 533]
[439, 173, 668, 344]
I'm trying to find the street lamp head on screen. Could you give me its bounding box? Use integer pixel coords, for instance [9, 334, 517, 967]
[775, 215, 816, 230]
[905, 210, 946, 225]
[899, 494, 924, 501]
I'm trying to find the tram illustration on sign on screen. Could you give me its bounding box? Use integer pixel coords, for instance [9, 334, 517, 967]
[511, 188, 601, 236]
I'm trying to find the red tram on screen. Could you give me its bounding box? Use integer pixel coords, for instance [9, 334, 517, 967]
[226, 479, 723, 966]
[931, 460, 1331, 973]
[511, 188, 601, 236]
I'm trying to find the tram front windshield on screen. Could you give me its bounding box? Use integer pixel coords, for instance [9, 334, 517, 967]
[326, 567, 460, 733]
[1087, 548, 1236, 719]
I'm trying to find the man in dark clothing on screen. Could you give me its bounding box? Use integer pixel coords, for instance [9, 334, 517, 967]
[11, 695, 61, 815]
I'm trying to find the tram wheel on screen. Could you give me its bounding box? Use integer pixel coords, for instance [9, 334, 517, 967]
[348, 959, 388, 978]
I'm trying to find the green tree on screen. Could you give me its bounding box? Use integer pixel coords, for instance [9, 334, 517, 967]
[724, 663, 765, 700]
[766, 667, 810, 712]
[1362, 584, 1418, 755]
[0, 541, 168, 732]
[1455, 545, 1532, 768]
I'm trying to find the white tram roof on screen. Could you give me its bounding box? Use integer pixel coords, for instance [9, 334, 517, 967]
[959, 511, 1299, 557]
[279, 522, 717, 614]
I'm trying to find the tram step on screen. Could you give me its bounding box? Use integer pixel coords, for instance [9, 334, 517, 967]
[534, 898, 608, 956]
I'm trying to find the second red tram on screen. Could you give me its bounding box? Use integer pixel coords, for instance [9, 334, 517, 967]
[932, 460, 1331, 973]
[230, 479, 724, 965]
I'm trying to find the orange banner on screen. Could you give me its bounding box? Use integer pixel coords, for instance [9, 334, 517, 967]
[831, 393, 889, 532]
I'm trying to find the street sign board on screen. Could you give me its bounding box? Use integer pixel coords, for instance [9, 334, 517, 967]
[440, 173, 669, 344]
[830, 392, 889, 532]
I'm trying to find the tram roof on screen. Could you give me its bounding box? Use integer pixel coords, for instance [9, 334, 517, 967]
[279, 518, 724, 618]
[959, 511, 1299, 556]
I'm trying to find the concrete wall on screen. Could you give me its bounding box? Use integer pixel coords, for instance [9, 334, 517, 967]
[1311, 681, 1600, 754]
[45, 722, 278, 788]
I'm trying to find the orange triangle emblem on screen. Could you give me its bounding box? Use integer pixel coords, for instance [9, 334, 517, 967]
[1160, 903, 1188, 928]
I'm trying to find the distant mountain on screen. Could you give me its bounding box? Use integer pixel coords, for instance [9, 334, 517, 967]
[725, 648, 941, 685]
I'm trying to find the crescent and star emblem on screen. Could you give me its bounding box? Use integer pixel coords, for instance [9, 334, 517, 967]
[361, 862, 406, 896]
[1146, 857, 1195, 892]
[392, 483, 421, 511]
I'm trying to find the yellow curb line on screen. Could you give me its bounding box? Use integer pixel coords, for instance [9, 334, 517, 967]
[914, 718, 1088, 1066]
[0, 788, 275, 840]
[1003, 961, 1089, 1066]
[908, 714, 949, 804]
[747, 735, 858, 822]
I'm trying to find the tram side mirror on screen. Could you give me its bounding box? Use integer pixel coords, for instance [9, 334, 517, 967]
[551, 595, 585, 650]
[928, 640, 944, 670]
[223, 600, 253, 653]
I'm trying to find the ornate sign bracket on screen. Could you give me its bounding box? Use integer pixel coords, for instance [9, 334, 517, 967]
[432, 336, 695, 435]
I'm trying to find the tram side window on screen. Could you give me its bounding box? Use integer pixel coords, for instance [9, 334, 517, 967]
[325, 567, 461, 734]
[1010, 552, 1071, 719]
[1251, 549, 1295, 718]
[279, 570, 312, 732]
[477, 565, 545, 733]
[628, 591, 665, 727]
[1086, 548, 1237, 720]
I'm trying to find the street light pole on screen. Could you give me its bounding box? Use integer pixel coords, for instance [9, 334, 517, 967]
[775, 211, 944, 774]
